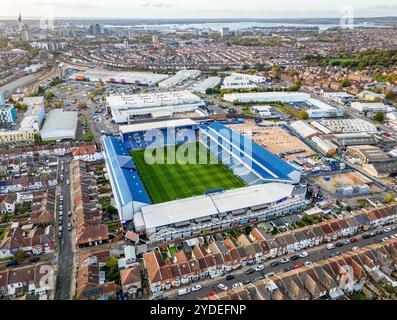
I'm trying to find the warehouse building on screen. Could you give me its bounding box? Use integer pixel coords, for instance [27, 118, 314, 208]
[357, 90, 385, 102]
[313, 119, 378, 134]
[223, 92, 310, 104]
[221, 73, 266, 90]
[311, 136, 338, 155]
[351, 102, 391, 113]
[333, 133, 379, 147]
[289, 120, 319, 138]
[223, 92, 342, 118]
[322, 91, 354, 104]
[191, 76, 221, 94]
[70, 69, 169, 86]
[106, 91, 205, 124]
[40, 110, 77, 141]
[158, 69, 201, 88]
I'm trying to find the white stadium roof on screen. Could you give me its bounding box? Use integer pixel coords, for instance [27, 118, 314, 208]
[119, 118, 197, 134]
[139, 183, 295, 231]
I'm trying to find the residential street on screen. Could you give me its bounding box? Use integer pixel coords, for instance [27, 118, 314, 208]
[165, 224, 397, 300]
[54, 159, 75, 300]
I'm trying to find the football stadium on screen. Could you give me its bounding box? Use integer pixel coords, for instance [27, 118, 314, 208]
[102, 119, 307, 242]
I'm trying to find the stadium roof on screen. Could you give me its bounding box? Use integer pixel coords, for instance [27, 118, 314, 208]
[102, 136, 150, 209]
[140, 183, 295, 231]
[120, 118, 197, 134]
[200, 122, 300, 183]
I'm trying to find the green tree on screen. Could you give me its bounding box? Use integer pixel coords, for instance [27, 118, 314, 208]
[297, 110, 309, 120]
[373, 111, 385, 122]
[384, 194, 395, 203]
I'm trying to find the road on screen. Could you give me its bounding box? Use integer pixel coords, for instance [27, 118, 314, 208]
[167, 224, 397, 300]
[54, 158, 75, 300]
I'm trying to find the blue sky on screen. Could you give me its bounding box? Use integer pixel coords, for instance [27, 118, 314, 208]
[2, 0, 397, 18]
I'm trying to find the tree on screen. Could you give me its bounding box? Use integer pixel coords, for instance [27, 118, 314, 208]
[297, 110, 309, 120]
[103, 257, 120, 282]
[54, 101, 62, 108]
[13, 250, 27, 262]
[373, 111, 385, 122]
[385, 89, 396, 101]
[384, 194, 395, 203]
[339, 78, 351, 88]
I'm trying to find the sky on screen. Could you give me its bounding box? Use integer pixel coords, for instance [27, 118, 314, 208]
[2, 0, 397, 19]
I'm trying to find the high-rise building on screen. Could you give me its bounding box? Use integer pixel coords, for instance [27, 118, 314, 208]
[89, 23, 103, 36]
[220, 27, 230, 37]
[18, 11, 33, 42]
[152, 35, 159, 44]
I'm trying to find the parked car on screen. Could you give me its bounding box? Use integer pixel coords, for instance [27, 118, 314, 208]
[29, 257, 40, 263]
[326, 244, 336, 250]
[191, 285, 202, 292]
[335, 242, 344, 247]
[270, 261, 280, 267]
[245, 268, 255, 275]
[265, 272, 275, 277]
[283, 266, 293, 272]
[280, 258, 290, 264]
[299, 252, 308, 258]
[232, 282, 243, 289]
[178, 288, 191, 296]
[290, 255, 300, 261]
[254, 265, 264, 272]
[304, 261, 312, 266]
[294, 264, 303, 269]
[217, 283, 228, 291]
[350, 237, 358, 243]
[352, 246, 360, 251]
[384, 227, 392, 233]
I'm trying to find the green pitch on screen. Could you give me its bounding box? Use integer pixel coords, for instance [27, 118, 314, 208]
[130, 142, 245, 204]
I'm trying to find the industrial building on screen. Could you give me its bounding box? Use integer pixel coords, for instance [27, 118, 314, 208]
[40, 110, 77, 141]
[351, 102, 391, 113]
[191, 76, 221, 94]
[70, 69, 169, 86]
[322, 91, 354, 104]
[223, 92, 310, 104]
[158, 69, 201, 88]
[289, 120, 318, 138]
[357, 90, 385, 102]
[305, 98, 344, 118]
[221, 73, 266, 90]
[311, 136, 338, 155]
[223, 92, 343, 118]
[251, 105, 272, 117]
[106, 91, 205, 124]
[313, 119, 378, 134]
[332, 133, 379, 147]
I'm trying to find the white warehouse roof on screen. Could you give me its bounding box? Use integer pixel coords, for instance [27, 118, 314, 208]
[223, 92, 310, 103]
[40, 109, 77, 141]
[119, 118, 197, 134]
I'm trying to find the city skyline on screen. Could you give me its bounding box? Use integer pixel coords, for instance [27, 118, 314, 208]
[2, 0, 397, 19]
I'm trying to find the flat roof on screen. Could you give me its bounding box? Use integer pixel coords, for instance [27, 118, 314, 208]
[40, 110, 77, 135]
[120, 118, 197, 134]
[140, 183, 295, 230]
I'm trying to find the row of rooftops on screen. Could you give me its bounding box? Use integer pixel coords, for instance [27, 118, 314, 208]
[0, 262, 53, 298]
[143, 204, 397, 287]
[0, 141, 96, 161]
[209, 239, 397, 300]
[70, 160, 109, 247]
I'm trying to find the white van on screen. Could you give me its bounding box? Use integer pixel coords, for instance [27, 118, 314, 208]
[178, 288, 191, 296]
